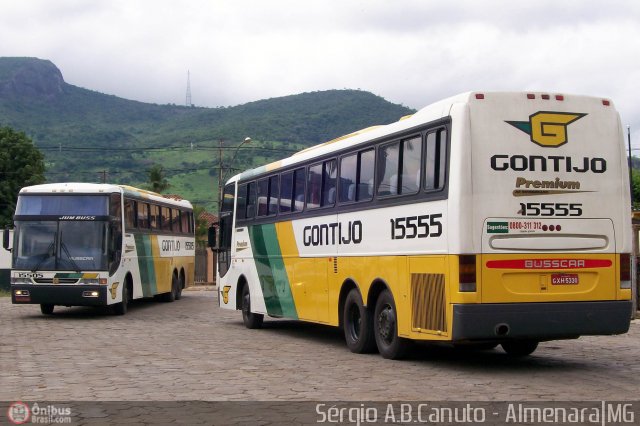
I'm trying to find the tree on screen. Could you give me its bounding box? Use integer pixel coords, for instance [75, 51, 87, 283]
[192, 205, 209, 242]
[146, 164, 170, 193]
[632, 168, 640, 210]
[0, 127, 45, 227]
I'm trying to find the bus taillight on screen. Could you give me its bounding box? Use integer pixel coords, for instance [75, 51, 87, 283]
[620, 253, 631, 289]
[459, 255, 477, 292]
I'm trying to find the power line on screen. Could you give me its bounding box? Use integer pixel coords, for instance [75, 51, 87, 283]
[35, 145, 299, 153]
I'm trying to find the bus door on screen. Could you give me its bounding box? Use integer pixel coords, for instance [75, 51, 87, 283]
[218, 184, 235, 278]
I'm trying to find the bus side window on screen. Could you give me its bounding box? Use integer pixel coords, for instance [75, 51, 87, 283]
[246, 182, 257, 219]
[174, 209, 182, 233]
[293, 168, 305, 211]
[268, 175, 279, 216]
[307, 163, 322, 209]
[221, 184, 235, 212]
[280, 172, 293, 213]
[150, 205, 160, 230]
[138, 202, 150, 229]
[124, 199, 136, 230]
[236, 184, 247, 220]
[400, 136, 422, 194]
[180, 209, 188, 233]
[257, 178, 269, 217]
[425, 129, 447, 191]
[358, 149, 375, 201]
[377, 142, 400, 196]
[159, 206, 170, 231]
[322, 160, 337, 206]
[339, 153, 357, 203]
[110, 193, 122, 219]
[188, 211, 194, 234]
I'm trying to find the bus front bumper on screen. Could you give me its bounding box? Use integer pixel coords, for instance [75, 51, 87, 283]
[11, 285, 108, 307]
[452, 301, 632, 342]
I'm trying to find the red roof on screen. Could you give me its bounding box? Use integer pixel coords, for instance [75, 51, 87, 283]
[199, 211, 218, 227]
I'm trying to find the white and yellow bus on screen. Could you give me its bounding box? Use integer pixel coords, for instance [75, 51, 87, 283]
[211, 92, 632, 358]
[4, 183, 195, 315]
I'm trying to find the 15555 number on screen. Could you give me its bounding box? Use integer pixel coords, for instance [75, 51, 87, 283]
[518, 203, 582, 217]
[390, 214, 443, 240]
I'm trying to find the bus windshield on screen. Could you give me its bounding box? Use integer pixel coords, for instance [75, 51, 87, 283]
[13, 220, 108, 271]
[15, 195, 108, 216]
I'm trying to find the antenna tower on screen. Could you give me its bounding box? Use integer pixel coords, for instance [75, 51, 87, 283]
[186, 70, 192, 107]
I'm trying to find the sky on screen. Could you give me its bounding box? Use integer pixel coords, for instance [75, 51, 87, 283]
[1, 0, 640, 146]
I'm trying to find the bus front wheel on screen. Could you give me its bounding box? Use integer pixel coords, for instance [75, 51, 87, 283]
[501, 340, 538, 357]
[343, 288, 376, 353]
[40, 304, 54, 315]
[113, 283, 129, 315]
[374, 289, 409, 360]
[241, 285, 263, 329]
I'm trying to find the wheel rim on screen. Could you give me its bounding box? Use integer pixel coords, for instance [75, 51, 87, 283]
[377, 304, 395, 345]
[347, 304, 362, 341]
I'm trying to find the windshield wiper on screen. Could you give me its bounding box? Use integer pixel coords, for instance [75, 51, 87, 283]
[32, 241, 55, 272]
[59, 239, 82, 273]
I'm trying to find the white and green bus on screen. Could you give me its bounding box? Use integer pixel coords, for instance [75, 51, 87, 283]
[4, 183, 195, 315]
[211, 92, 632, 359]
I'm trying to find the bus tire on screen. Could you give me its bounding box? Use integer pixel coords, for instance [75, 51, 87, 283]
[113, 284, 128, 315]
[40, 304, 54, 315]
[501, 340, 538, 357]
[172, 271, 182, 301]
[241, 285, 263, 329]
[374, 289, 409, 360]
[343, 288, 376, 353]
[160, 274, 178, 303]
[176, 270, 184, 300]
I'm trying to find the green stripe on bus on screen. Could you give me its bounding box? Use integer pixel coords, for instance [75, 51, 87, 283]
[134, 234, 157, 297]
[249, 224, 298, 319]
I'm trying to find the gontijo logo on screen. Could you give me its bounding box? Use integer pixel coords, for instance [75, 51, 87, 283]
[506, 111, 587, 147]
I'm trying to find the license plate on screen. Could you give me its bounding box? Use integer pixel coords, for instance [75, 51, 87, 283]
[551, 274, 579, 285]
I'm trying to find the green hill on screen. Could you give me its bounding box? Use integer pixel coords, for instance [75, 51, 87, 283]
[0, 57, 414, 210]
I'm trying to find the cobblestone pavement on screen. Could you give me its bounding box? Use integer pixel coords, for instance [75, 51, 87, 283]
[1, 290, 639, 403]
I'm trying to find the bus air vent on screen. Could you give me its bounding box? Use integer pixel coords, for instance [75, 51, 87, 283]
[411, 273, 447, 333]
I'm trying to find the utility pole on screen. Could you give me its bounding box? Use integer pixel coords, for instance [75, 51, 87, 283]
[218, 139, 224, 209]
[99, 170, 108, 183]
[186, 70, 192, 107]
[630, 125, 638, 316]
[628, 125, 633, 205]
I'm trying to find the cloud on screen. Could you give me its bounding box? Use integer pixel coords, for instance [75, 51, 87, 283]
[1, 0, 639, 144]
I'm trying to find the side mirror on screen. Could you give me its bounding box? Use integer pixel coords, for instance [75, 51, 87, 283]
[2, 228, 10, 252]
[207, 226, 218, 251]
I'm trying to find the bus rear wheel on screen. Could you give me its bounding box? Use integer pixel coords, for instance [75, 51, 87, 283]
[40, 304, 54, 315]
[241, 285, 263, 329]
[343, 288, 375, 353]
[501, 340, 538, 357]
[374, 289, 409, 360]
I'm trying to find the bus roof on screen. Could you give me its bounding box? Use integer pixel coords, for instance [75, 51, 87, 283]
[19, 183, 193, 209]
[230, 91, 616, 184]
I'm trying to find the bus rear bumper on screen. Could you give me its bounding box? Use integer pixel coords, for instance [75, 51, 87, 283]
[452, 301, 632, 342]
[11, 285, 108, 307]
